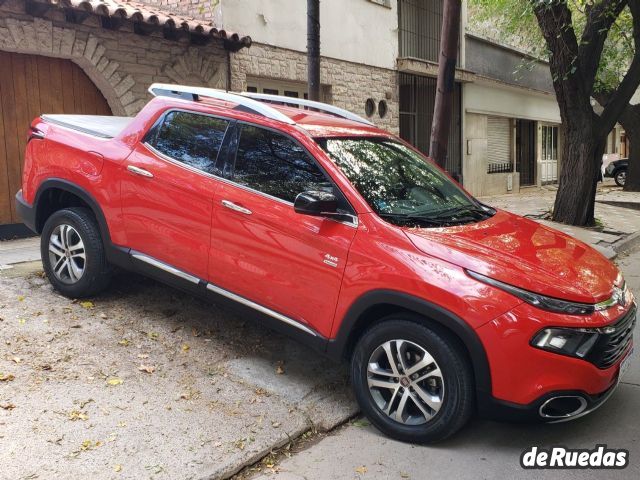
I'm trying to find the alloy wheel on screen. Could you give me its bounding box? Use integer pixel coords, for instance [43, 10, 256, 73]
[48, 224, 86, 284]
[616, 171, 627, 186]
[367, 339, 444, 425]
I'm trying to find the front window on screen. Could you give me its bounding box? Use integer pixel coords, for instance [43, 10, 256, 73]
[318, 137, 494, 228]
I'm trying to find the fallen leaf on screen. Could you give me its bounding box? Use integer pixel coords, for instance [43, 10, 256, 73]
[106, 377, 123, 386]
[181, 343, 190, 352]
[400, 473, 410, 479]
[80, 301, 95, 309]
[275, 365, 285, 375]
[100, 313, 108, 319]
[355, 466, 367, 474]
[118, 339, 130, 347]
[17, 295, 25, 302]
[18, 318, 26, 325]
[138, 365, 155, 374]
[0, 373, 15, 382]
[117, 421, 127, 427]
[137, 353, 149, 359]
[147, 332, 159, 340]
[114, 465, 122, 473]
[351, 419, 370, 427]
[68, 410, 89, 421]
[0, 403, 15, 410]
[271, 422, 280, 428]
[11, 356, 21, 364]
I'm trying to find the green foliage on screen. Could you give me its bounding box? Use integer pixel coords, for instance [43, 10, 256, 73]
[468, 0, 634, 91]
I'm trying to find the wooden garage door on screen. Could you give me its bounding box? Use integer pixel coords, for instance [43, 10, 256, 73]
[0, 52, 111, 225]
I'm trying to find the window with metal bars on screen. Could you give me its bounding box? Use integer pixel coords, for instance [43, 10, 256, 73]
[399, 0, 455, 63]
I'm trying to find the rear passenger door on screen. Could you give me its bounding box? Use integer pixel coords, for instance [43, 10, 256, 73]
[121, 110, 230, 281]
[209, 124, 357, 338]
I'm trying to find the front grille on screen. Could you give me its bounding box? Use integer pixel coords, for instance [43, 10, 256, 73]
[588, 305, 636, 369]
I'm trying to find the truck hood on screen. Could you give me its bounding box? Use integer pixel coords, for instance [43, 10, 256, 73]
[404, 209, 619, 304]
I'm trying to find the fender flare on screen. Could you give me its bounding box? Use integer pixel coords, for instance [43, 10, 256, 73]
[326, 290, 492, 395]
[34, 179, 110, 239]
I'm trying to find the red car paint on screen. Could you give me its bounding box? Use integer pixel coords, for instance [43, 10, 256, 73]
[19, 94, 634, 412]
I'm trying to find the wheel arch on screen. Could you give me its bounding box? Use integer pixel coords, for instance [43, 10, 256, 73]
[34, 179, 112, 244]
[326, 290, 492, 396]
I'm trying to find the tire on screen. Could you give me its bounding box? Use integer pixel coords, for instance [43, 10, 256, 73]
[40, 207, 112, 298]
[614, 169, 627, 187]
[351, 316, 475, 443]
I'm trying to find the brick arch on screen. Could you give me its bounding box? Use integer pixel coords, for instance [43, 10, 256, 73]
[0, 17, 141, 116]
[162, 47, 227, 89]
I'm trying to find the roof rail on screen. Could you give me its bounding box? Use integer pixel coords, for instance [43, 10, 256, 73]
[148, 83, 295, 125]
[240, 92, 375, 126]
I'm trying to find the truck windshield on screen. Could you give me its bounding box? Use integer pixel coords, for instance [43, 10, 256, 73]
[318, 137, 494, 228]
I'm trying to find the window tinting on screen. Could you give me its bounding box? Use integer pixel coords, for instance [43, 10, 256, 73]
[153, 111, 229, 175]
[233, 125, 330, 202]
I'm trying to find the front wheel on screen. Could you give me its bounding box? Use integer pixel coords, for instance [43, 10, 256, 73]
[351, 317, 475, 443]
[41, 207, 112, 298]
[614, 169, 627, 187]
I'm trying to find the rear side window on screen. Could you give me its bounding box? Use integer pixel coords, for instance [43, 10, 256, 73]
[151, 111, 229, 175]
[233, 125, 330, 202]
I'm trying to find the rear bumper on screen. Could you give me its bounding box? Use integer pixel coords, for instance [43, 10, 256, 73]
[15, 190, 37, 233]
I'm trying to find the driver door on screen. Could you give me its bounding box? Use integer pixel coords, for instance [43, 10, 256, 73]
[209, 124, 357, 338]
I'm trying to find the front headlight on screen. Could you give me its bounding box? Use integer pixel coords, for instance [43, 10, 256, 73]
[466, 270, 597, 315]
[531, 328, 601, 358]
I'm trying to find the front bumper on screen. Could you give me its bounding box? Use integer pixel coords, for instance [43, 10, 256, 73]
[475, 301, 635, 421]
[478, 375, 622, 423]
[15, 190, 37, 233]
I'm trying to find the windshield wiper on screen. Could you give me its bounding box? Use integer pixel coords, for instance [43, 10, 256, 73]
[377, 213, 450, 227]
[413, 205, 492, 221]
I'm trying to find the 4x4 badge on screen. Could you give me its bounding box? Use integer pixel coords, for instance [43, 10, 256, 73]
[323, 254, 339, 267]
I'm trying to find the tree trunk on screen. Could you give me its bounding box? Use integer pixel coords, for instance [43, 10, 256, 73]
[306, 0, 321, 101]
[620, 104, 640, 191]
[552, 122, 605, 226]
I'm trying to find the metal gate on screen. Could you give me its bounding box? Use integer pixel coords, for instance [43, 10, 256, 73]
[399, 73, 462, 179]
[516, 119, 536, 186]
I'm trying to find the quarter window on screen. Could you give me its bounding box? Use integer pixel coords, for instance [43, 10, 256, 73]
[233, 125, 330, 202]
[152, 111, 229, 175]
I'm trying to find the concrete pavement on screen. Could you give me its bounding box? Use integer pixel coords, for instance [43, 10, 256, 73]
[249, 245, 640, 480]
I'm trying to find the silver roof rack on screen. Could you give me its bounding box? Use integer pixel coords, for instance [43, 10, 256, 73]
[148, 83, 295, 125]
[240, 92, 375, 126]
[148, 83, 374, 127]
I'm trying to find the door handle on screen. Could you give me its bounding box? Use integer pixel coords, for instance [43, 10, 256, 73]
[127, 165, 154, 178]
[221, 199, 252, 215]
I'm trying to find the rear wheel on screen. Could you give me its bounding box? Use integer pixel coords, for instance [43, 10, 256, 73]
[614, 169, 627, 187]
[351, 316, 474, 443]
[41, 208, 111, 298]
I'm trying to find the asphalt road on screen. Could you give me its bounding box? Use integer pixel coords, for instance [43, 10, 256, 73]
[251, 246, 640, 480]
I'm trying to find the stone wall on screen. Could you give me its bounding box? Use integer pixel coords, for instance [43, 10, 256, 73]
[230, 43, 399, 133]
[0, 0, 228, 116]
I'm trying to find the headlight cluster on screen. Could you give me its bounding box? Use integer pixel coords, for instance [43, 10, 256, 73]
[466, 270, 598, 315]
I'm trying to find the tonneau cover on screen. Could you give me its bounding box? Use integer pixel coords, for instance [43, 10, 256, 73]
[42, 114, 133, 138]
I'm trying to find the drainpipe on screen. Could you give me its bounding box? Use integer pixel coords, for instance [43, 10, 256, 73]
[430, 0, 462, 172]
[307, 0, 321, 101]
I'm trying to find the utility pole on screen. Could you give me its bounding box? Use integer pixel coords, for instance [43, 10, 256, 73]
[307, 0, 321, 101]
[430, 0, 462, 171]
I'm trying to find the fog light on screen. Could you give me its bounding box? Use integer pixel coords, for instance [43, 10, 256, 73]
[531, 328, 600, 359]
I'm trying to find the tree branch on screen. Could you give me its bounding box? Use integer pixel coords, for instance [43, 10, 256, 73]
[578, 0, 628, 92]
[598, 0, 640, 137]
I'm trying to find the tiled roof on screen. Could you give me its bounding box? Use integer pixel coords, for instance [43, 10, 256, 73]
[42, 0, 252, 48]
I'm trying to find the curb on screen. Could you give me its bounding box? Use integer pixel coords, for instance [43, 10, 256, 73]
[612, 231, 640, 257]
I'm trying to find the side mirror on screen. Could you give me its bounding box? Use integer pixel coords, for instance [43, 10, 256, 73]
[294, 190, 338, 217]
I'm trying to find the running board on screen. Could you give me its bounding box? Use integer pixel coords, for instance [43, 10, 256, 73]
[130, 251, 318, 338]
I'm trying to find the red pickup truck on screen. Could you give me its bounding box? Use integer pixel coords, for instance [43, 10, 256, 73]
[16, 84, 635, 442]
